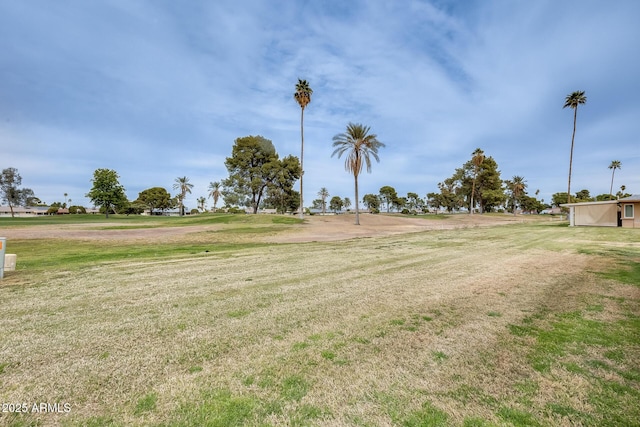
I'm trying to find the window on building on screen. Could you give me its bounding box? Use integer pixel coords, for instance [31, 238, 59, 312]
[623, 204, 634, 218]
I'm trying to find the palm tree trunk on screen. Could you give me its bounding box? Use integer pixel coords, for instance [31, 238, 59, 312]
[470, 173, 477, 215]
[609, 169, 615, 200]
[299, 107, 304, 219]
[354, 173, 360, 225]
[567, 108, 577, 204]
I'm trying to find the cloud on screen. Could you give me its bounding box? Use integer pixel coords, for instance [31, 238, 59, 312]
[1, 0, 639, 210]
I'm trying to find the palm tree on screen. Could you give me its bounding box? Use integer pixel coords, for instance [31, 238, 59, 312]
[563, 90, 587, 204]
[331, 123, 385, 225]
[294, 79, 313, 219]
[318, 187, 329, 215]
[344, 197, 351, 211]
[608, 160, 621, 200]
[509, 175, 527, 215]
[470, 148, 485, 215]
[208, 181, 221, 211]
[197, 196, 206, 212]
[173, 176, 194, 216]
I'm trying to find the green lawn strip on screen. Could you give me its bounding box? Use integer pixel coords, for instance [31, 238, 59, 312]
[0, 213, 302, 229]
[7, 238, 269, 272]
[506, 309, 639, 425]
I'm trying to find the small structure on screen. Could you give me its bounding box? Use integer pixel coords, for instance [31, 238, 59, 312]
[619, 195, 640, 228]
[561, 195, 640, 228]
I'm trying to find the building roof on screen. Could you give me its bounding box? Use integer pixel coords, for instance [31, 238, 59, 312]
[561, 195, 640, 207]
[560, 200, 617, 207]
[618, 194, 640, 202]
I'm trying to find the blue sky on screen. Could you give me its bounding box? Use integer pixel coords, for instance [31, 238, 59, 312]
[1, 0, 638, 210]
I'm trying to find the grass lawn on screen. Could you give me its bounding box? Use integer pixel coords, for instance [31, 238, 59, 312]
[0, 217, 638, 426]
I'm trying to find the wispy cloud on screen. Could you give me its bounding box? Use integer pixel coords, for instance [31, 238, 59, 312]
[1, 0, 638, 209]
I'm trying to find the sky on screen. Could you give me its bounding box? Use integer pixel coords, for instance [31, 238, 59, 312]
[1, 0, 639, 211]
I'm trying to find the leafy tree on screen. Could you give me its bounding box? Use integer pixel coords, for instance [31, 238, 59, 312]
[318, 187, 329, 215]
[294, 78, 313, 218]
[574, 189, 593, 202]
[428, 178, 463, 213]
[406, 192, 422, 212]
[552, 192, 569, 207]
[520, 195, 545, 214]
[470, 148, 485, 214]
[311, 199, 323, 210]
[362, 193, 380, 212]
[608, 160, 621, 200]
[379, 186, 398, 212]
[563, 90, 587, 204]
[135, 187, 173, 215]
[329, 196, 344, 213]
[223, 135, 300, 214]
[392, 196, 407, 212]
[343, 197, 352, 211]
[332, 123, 385, 225]
[0, 168, 37, 217]
[86, 169, 127, 218]
[173, 176, 193, 216]
[208, 181, 222, 211]
[68, 205, 86, 214]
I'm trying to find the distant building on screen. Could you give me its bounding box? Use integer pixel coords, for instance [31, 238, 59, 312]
[561, 195, 640, 228]
[0, 206, 49, 217]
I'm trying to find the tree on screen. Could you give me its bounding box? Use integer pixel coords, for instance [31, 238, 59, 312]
[136, 187, 173, 215]
[173, 176, 194, 216]
[608, 160, 621, 200]
[506, 175, 527, 215]
[332, 123, 385, 225]
[563, 90, 587, 204]
[86, 169, 127, 218]
[362, 193, 381, 212]
[379, 186, 398, 212]
[428, 178, 463, 213]
[470, 148, 485, 214]
[294, 78, 313, 219]
[343, 197, 352, 211]
[208, 181, 222, 211]
[329, 196, 344, 213]
[317, 187, 330, 215]
[197, 197, 207, 212]
[406, 192, 422, 212]
[223, 135, 300, 214]
[0, 168, 37, 217]
[572, 189, 594, 202]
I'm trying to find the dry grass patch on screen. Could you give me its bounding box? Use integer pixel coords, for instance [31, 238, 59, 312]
[0, 222, 638, 426]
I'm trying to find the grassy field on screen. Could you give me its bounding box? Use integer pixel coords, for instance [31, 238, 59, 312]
[0, 216, 638, 426]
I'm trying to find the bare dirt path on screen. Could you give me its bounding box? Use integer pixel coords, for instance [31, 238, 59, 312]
[1, 213, 551, 243]
[267, 213, 548, 242]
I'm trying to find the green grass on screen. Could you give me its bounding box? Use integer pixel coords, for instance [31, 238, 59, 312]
[0, 212, 302, 228]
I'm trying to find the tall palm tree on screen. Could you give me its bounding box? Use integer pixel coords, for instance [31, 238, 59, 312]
[470, 148, 485, 215]
[509, 175, 527, 216]
[331, 123, 385, 225]
[608, 160, 621, 200]
[173, 176, 194, 216]
[318, 187, 329, 215]
[294, 79, 313, 219]
[563, 90, 587, 204]
[208, 181, 221, 211]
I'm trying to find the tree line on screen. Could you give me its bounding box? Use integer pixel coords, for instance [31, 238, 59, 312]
[1, 87, 631, 219]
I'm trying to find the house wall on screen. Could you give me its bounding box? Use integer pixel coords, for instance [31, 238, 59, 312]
[621, 202, 640, 228]
[574, 203, 618, 227]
